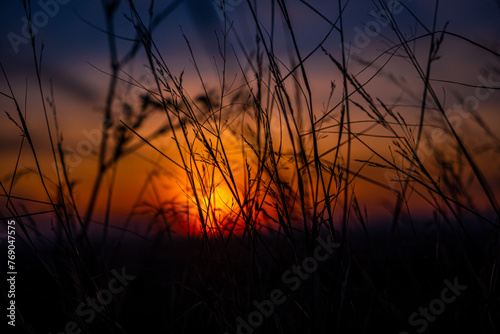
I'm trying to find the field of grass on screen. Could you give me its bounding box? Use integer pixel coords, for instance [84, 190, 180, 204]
[1, 0, 499, 333]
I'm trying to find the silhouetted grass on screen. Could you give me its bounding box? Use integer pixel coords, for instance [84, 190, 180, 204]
[1, 0, 499, 333]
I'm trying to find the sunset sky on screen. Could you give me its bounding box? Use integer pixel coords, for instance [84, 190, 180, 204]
[1, 0, 499, 234]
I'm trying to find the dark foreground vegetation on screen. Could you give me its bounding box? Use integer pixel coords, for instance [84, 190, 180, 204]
[9, 224, 500, 333]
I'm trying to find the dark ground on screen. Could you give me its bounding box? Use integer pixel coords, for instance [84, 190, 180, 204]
[2, 220, 499, 334]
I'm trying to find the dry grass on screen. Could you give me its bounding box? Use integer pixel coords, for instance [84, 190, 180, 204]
[1, 0, 499, 333]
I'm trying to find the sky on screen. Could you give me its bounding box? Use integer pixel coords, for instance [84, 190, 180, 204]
[1, 0, 499, 234]
[1, 0, 498, 103]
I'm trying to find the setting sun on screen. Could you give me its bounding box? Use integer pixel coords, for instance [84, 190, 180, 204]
[193, 181, 240, 235]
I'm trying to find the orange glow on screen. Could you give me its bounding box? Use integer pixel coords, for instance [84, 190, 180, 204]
[180, 175, 244, 236]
